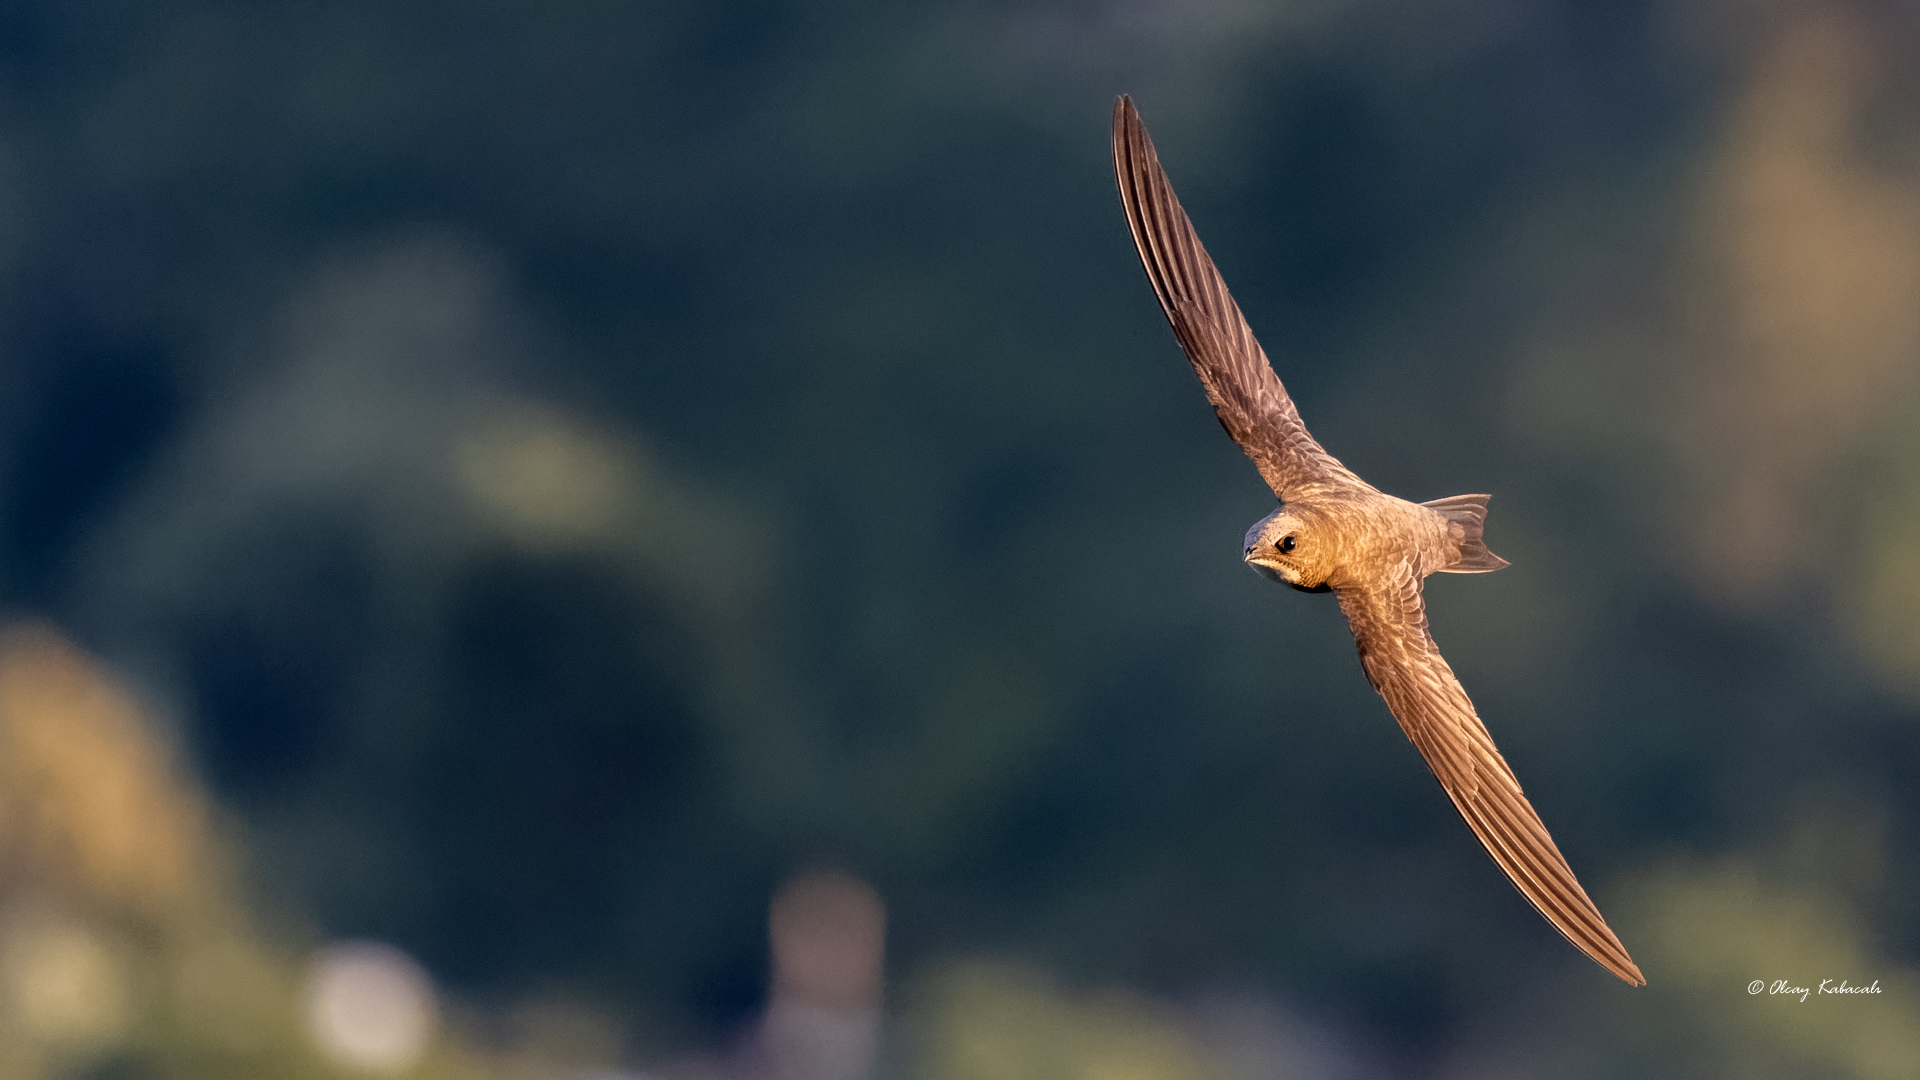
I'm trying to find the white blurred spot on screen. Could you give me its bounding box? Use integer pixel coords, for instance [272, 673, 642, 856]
[304, 940, 438, 1074]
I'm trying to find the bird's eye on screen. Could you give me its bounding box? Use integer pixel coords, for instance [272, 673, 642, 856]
[1279, 535, 1297, 554]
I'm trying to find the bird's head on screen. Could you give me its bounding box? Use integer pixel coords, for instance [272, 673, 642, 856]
[1243, 507, 1332, 592]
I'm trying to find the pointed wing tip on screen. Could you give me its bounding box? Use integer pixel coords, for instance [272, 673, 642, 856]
[1611, 959, 1647, 987]
[1112, 95, 1141, 151]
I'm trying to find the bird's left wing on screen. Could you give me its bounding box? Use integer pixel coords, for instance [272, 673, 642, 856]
[1334, 561, 1645, 985]
[1111, 96, 1365, 501]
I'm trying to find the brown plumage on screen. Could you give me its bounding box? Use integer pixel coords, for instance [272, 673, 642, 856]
[1112, 95, 1643, 986]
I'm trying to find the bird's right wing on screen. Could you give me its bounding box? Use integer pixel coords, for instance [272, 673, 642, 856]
[1112, 96, 1365, 501]
[1334, 559, 1645, 986]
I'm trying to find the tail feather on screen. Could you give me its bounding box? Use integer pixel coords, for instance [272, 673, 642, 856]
[1423, 493, 1511, 573]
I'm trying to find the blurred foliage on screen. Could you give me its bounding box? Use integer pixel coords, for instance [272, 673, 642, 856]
[1, 0, 1920, 1076]
[906, 963, 1219, 1080]
[0, 625, 440, 1079]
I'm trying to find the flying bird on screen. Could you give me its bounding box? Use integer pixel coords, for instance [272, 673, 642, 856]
[1111, 96, 1643, 986]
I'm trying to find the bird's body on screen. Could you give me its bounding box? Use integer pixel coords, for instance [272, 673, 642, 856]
[1243, 489, 1484, 593]
[1111, 96, 1644, 986]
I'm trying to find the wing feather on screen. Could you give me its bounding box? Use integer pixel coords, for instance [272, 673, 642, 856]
[1335, 562, 1645, 986]
[1111, 96, 1364, 500]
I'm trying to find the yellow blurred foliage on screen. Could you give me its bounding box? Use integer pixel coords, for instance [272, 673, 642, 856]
[1513, 7, 1920, 699]
[1674, 9, 1920, 606]
[910, 963, 1221, 1080]
[1619, 807, 1920, 1079]
[0, 623, 497, 1080]
[0, 624, 212, 916]
[1841, 426, 1920, 700]
[454, 406, 642, 554]
[0, 905, 130, 1054]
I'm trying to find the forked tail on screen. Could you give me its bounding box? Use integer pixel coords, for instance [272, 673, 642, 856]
[1423, 493, 1511, 573]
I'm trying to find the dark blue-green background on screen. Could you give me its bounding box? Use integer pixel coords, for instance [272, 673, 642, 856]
[6, 1, 1919, 1074]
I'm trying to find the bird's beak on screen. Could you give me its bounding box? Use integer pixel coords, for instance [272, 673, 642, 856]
[1244, 550, 1287, 584]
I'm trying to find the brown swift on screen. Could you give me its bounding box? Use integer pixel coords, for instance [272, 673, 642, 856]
[1111, 96, 1643, 986]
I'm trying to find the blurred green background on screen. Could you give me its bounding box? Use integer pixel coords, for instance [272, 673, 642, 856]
[2, 0, 1920, 1077]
